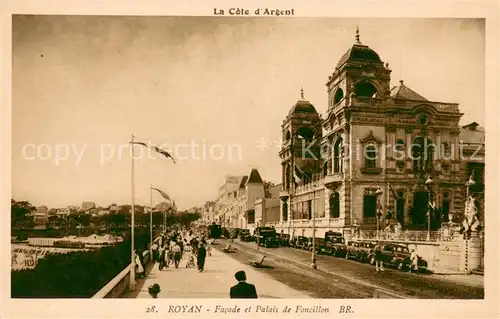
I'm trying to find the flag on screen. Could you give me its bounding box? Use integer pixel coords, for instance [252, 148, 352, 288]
[294, 164, 311, 183]
[130, 142, 176, 163]
[151, 188, 171, 202]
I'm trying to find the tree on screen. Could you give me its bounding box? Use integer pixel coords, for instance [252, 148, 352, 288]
[11, 200, 36, 228]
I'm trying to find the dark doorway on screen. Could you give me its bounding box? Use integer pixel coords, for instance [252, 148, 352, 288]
[412, 191, 429, 226]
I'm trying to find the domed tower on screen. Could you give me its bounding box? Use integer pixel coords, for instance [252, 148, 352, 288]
[279, 89, 323, 223]
[321, 27, 392, 232]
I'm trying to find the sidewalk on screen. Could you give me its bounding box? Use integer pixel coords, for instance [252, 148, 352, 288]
[125, 248, 311, 299]
[428, 274, 484, 288]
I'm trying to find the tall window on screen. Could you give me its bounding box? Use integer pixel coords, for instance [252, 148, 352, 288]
[329, 192, 340, 218]
[412, 137, 434, 173]
[282, 201, 288, 221]
[307, 200, 312, 220]
[363, 195, 377, 218]
[334, 138, 343, 173]
[395, 139, 405, 160]
[365, 145, 377, 169]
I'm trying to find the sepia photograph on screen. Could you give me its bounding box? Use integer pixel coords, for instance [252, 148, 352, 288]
[2, 4, 497, 316]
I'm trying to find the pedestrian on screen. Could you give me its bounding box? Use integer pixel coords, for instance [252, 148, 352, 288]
[229, 270, 257, 299]
[135, 250, 145, 278]
[374, 243, 384, 272]
[172, 242, 182, 268]
[196, 241, 207, 272]
[178, 239, 185, 259]
[148, 283, 161, 298]
[206, 239, 212, 257]
[409, 249, 418, 273]
[184, 243, 195, 268]
[158, 245, 166, 270]
[151, 241, 159, 262]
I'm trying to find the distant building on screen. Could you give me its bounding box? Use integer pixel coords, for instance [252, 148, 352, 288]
[81, 202, 96, 213]
[33, 206, 49, 227]
[214, 169, 265, 232]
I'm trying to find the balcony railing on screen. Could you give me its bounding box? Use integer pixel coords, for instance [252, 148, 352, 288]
[357, 228, 452, 243]
[324, 172, 344, 187]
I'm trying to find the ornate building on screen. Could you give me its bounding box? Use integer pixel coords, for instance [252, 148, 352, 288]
[276, 29, 484, 240]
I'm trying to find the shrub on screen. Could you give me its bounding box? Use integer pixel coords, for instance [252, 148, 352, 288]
[11, 230, 150, 298]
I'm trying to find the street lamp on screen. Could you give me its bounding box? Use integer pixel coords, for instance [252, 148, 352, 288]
[310, 187, 318, 270]
[425, 176, 434, 241]
[375, 188, 383, 239]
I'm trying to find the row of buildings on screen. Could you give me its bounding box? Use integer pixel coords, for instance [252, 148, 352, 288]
[201, 30, 485, 241]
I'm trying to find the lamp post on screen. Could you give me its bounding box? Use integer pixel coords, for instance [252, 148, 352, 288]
[310, 187, 318, 270]
[375, 188, 383, 239]
[425, 176, 434, 241]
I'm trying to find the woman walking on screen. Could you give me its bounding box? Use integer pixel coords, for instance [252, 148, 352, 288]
[135, 250, 145, 278]
[196, 241, 207, 272]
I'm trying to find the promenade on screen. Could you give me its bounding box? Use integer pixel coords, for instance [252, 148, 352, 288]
[124, 247, 311, 299]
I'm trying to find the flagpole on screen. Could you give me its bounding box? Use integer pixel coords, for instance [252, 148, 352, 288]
[150, 184, 153, 255]
[129, 134, 136, 291]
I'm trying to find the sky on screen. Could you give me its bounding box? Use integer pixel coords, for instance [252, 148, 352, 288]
[11, 16, 485, 210]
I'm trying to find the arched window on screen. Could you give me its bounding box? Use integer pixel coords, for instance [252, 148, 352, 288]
[412, 137, 434, 173]
[355, 82, 378, 98]
[296, 127, 315, 141]
[285, 165, 291, 191]
[334, 88, 344, 104]
[329, 192, 340, 218]
[285, 131, 291, 142]
[395, 139, 405, 161]
[334, 138, 343, 173]
[364, 145, 377, 169]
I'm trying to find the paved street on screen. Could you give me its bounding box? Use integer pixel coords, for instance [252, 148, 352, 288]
[124, 246, 310, 299]
[220, 239, 484, 299]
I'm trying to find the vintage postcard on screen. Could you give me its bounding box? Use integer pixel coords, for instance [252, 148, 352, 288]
[1, 0, 499, 318]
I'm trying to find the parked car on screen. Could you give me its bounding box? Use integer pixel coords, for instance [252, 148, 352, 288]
[368, 242, 428, 271]
[345, 240, 361, 260]
[239, 229, 253, 242]
[345, 240, 377, 262]
[256, 227, 279, 248]
[278, 233, 291, 246]
[306, 237, 325, 252]
[291, 236, 308, 249]
[323, 232, 347, 257]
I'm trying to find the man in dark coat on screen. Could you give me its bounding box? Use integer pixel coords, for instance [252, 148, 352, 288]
[196, 242, 207, 272]
[230, 270, 257, 299]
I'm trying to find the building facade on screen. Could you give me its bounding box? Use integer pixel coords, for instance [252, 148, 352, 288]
[214, 169, 265, 232]
[275, 31, 485, 241]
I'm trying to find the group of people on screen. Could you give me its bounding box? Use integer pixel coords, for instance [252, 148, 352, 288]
[150, 230, 212, 272]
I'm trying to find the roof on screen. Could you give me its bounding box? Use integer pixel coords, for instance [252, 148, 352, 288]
[390, 80, 428, 102]
[247, 169, 263, 184]
[288, 99, 318, 116]
[336, 44, 382, 69]
[239, 176, 248, 188]
[460, 124, 485, 144]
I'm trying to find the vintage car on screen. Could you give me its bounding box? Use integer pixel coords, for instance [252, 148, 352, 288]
[306, 238, 325, 253]
[256, 227, 280, 248]
[346, 240, 377, 262]
[278, 233, 291, 246]
[345, 240, 361, 260]
[368, 242, 428, 271]
[323, 232, 347, 257]
[238, 229, 253, 242]
[291, 236, 309, 249]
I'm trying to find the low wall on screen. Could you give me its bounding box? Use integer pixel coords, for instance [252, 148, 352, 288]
[92, 250, 151, 298]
